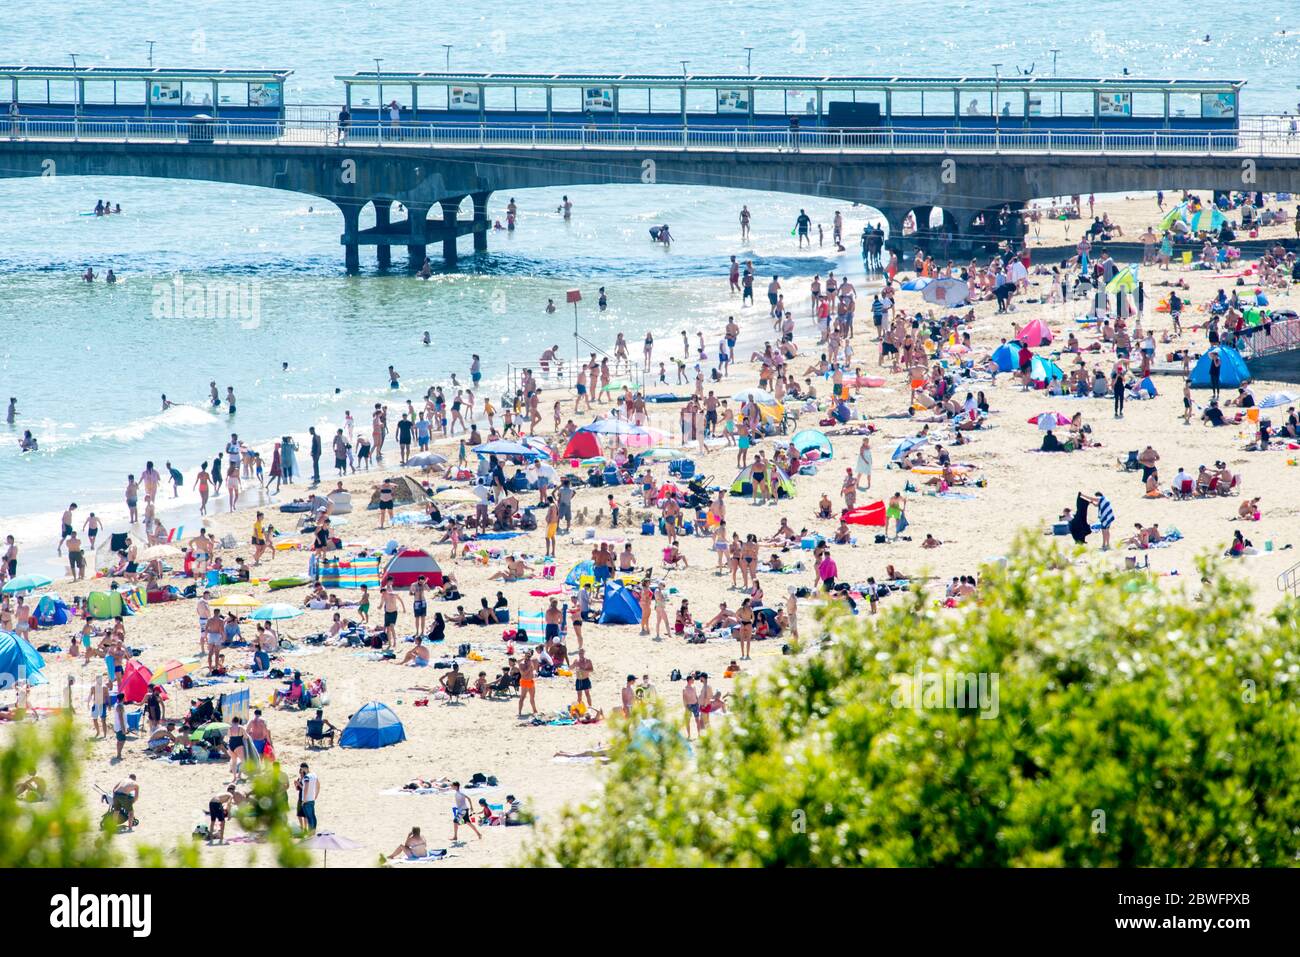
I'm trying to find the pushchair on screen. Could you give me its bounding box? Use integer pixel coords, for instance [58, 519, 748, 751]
[684, 477, 713, 511]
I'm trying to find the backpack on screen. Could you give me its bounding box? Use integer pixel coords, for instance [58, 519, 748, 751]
[669, 669, 682, 682]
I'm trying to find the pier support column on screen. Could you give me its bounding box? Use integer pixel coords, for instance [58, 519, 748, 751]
[440, 197, 462, 266]
[877, 205, 913, 260]
[374, 200, 392, 270]
[405, 204, 430, 272]
[471, 191, 491, 254]
[339, 202, 362, 275]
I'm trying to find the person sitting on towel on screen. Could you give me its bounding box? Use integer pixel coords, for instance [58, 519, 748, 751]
[388, 826, 429, 860]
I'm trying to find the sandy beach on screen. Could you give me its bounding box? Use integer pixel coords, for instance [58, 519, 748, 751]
[5, 187, 1300, 868]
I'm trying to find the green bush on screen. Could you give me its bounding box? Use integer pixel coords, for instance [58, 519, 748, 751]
[528, 535, 1300, 867]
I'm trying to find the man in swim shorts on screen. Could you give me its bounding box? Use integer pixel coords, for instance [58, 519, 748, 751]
[517, 651, 538, 716]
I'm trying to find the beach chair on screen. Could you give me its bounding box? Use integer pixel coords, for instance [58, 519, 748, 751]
[444, 671, 467, 705]
[304, 718, 335, 749]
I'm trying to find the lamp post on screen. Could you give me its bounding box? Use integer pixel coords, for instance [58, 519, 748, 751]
[1050, 48, 1061, 115]
[442, 44, 453, 71]
[147, 40, 155, 68]
[680, 60, 690, 76]
[373, 57, 383, 128]
[744, 47, 754, 73]
[992, 62, 1002, 132]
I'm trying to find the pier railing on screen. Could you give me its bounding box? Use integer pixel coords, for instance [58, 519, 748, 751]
[6, 116, 1300, 156]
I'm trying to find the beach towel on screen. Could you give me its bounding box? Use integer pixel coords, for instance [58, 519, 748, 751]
[389, 849, 450, 864]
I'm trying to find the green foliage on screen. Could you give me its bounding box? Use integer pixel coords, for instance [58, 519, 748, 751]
[236, 762, 311, 868]
[0, 717, 118, 867]
[528, 535, 1300, 867]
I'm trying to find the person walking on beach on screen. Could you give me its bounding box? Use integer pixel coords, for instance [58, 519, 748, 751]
[450, 781, 482, 842]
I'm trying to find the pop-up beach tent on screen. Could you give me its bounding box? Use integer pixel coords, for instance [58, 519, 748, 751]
[0, 631, 46, 686]
[1189, 346, 1250, 389]
[366, 476, 429, 510]
[561, 431, 601, 461]
[790, 429, 833, 459]
[1030, 355, 1065, 383]
[729, 463, 796, 498]
[1018, 319, 1053, 347]
[991, 343, 1019, 372]
[598, 582, 642, 625]
[34, 595, 71, 626]
[339, 701, 407, 749]
[382, 548, 443, 587]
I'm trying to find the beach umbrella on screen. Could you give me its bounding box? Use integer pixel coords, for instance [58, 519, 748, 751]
[732, 388, 775, 405]
[432, 487, 481, 504]
[473, 439, 544, 459]
[640, 448, 679, 460]
[522, 436, 555, 460]
[921, 277, 969, 305]
[1028, 412, 1070, 430]
[300, 831, 363, 868]
[210, 594, 261, 609]
[150, 658, 201, 685]
[407, 452, 447, 468]
[140, 544, 181, 561]
[189, 721, 230, 742]
[1259, 391, 1299, 409]
[900, 276, 932, 291]
[580, 418, 650, 437]
[0, 631, 46, 685]
[1, 574, 52, 595]
[249, 603, 303, 621]
[891, 436, 929, 463]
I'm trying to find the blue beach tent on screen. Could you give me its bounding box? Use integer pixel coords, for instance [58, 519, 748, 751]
[0, 631, 46, 687]
[790, 429, 833, 458]
[598, 582, 642, 625]
[1189, 346, 1250, 389]
[1030, 355, 1064, 382]
[35, 595, 71, 626]
[991, 343, 1019, 372]
[339, 701, 406, 749]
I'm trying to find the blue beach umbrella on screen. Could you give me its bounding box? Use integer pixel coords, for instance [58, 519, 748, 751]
[891, 436, 929, 463]
[1, 574, 52, 595]
[579, 418, 651, 437]
[473, 440, 545, 459]
[249, 604, 304, 621]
